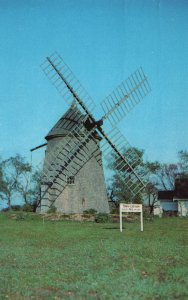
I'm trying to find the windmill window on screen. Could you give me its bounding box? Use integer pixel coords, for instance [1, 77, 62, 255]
[67, 176, 75, 185]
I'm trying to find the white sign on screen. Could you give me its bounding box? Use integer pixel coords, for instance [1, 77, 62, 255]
[121, 203, 142, 213]
[120, 203, 143, 232]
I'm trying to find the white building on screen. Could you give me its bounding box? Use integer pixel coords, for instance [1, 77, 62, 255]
[154, 178, 188, 217]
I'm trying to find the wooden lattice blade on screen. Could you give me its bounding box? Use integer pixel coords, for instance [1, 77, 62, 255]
[41, 52, 96, 117]
[101, 127, 149, 201]
[101, 67, 151, 127]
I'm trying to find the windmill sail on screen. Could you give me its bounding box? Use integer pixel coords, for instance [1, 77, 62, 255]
[101, 67, 151, 126]
[101, 127, 148, 200]
[41, 52, 96, 115]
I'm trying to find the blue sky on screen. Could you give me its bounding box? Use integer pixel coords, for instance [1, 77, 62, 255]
[0, 0, 188, 167]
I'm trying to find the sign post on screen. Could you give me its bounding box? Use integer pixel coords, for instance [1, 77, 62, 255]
[120, 203, 143, 232]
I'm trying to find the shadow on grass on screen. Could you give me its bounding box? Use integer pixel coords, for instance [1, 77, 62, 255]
[103, 227, 122, 230]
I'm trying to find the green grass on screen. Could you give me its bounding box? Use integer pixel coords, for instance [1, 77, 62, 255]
[0, 213, 188, 299]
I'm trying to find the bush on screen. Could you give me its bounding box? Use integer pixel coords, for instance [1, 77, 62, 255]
[16, 212, 27, 221]
[47, 206, 57, 214]
[11, 205, 22, 211]
[95, 213, 111, 223]
[143, 207, 153, 221]
[22, 204, 34, 212]
[111, 208, 119, 214]
[83, 209, 97, 215]
[1, 207, 10, 212]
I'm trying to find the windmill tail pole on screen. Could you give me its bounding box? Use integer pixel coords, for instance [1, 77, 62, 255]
[30, 143, 47, 152]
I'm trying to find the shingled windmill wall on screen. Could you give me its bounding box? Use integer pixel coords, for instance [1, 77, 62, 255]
[40, 105, 109, 214]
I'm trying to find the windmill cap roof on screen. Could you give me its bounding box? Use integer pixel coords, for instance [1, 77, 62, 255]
[45, 103, 85, 140]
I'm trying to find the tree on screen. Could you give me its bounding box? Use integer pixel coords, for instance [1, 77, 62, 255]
[0, 154, 41, 209]
[178, 150, 188, 176]
[145, 182, 158, 214]
[146, 161, 179, 190]
[0, 159, 8, 200]
[14, 157, 32, 204]
[108, 147, 148, 204]
[0, 155, 22, 208]
[29, 169, 42, 210]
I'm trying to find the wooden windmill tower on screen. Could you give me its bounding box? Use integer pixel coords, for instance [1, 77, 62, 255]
[36, 52, 151, 213]
[40, 102, 109, 213]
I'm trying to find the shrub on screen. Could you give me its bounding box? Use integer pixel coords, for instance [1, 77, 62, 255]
[83, 209, 97, 215]
[143, 207, 154, 221]
[47, 206, 57, 214]
[1, 207, 10, 212]
[111, 208, 119, 214]
[95, 213, 111, 223]
[11, 205, 22, 211]
[22, 204, 34, 212]
[16, 212, 26, 221]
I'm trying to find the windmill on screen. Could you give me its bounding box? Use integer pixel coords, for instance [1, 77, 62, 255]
[35, 52, 151, 213]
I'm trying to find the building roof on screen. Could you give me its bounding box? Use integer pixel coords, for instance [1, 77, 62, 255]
[174, 178, 188, 199]
[45, 103, 85, 140]
[158, 190, 174, 201]
[158, 178, 188, 201]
